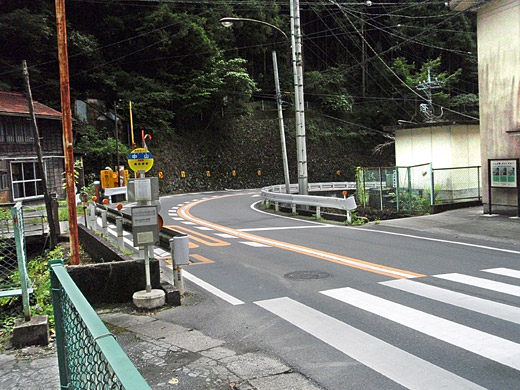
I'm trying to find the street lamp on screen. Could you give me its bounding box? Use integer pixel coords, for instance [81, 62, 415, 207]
[220, 17, 291, 194]
[220, 7, 308, 195]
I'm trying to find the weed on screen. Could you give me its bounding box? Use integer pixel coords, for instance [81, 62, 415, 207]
[0, 246, 63, 346]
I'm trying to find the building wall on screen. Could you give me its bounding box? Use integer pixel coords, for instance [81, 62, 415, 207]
[0, 117, 64, 202]
[395, 123, 480, 168]
[478, 0, 520, 212]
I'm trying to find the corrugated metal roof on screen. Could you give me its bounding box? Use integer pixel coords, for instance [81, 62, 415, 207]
[0, 91, 61, 120]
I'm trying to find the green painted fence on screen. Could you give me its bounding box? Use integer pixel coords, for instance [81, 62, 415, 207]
[49, 259, 151, 390]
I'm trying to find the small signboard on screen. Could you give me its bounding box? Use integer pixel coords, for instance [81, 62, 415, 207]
[487, 158, 520, 216]
[128, 148, 154, 173]
[490, 159, 517, 188]
[131, 205, 159, 246]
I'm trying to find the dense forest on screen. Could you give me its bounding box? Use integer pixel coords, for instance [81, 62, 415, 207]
[0, 0, 478, 189]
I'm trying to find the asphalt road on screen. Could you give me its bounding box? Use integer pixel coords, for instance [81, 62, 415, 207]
[152, 190, 520, 390]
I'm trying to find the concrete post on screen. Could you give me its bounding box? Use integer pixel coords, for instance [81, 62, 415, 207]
[101, 209, 108, 236]
[116, 217, 124, 251]
[316, 206, 321, 219]
[88, 203, 96, 231]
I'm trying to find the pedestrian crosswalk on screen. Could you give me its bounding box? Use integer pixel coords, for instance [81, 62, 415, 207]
[256, 268, 520, 389]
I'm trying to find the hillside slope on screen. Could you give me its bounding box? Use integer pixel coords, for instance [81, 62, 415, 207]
[153, 107, 393, 193]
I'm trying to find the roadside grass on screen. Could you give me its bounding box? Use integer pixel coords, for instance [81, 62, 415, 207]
[0, 246, 63, 348]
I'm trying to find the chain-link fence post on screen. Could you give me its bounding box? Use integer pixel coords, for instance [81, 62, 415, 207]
[11, 203, 30, 320]
[49, 259, 69, 389]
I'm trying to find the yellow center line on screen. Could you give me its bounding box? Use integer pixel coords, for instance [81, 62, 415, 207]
[177, 194, 425, 280]
[163, 224, 230, 247]
[190, 253, 215, 265]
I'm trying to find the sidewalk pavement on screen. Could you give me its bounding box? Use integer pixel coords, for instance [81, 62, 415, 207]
[370, 206, 520, 246]
[0, 304, 321, 390]
[2, 205, 519, 390]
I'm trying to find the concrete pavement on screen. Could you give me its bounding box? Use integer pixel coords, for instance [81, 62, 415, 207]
[2, 205, 520, 389]
[370, 206, 520, 246]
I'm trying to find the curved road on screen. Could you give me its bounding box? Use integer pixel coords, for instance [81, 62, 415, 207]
[156, 190, 520, 390]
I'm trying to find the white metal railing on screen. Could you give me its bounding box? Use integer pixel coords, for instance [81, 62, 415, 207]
[261, 182, 357, 216]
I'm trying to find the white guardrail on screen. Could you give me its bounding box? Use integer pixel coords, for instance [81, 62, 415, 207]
[261, 182, 357, 218]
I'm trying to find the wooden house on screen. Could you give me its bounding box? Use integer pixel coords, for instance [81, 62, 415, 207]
[0, 91, 64, 203]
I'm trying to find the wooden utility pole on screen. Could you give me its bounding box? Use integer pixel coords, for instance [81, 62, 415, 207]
[22, 60, 58, 249]
[55, 0, 80, 265]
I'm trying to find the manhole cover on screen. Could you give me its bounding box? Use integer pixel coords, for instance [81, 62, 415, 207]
[284, 271, 331, 280]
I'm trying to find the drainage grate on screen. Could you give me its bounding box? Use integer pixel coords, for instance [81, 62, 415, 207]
[284, 271, 331, 280]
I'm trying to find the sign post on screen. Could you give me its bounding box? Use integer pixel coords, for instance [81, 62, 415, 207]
[128, 145, 165, 308]
[488, 159, 520, 216]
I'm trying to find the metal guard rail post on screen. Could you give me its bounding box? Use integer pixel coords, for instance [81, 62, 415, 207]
[49, 259, 151, 390]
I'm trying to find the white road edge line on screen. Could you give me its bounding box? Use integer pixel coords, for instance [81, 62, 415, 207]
[250, 200, 520, 255]
[183, 271, 245, 306]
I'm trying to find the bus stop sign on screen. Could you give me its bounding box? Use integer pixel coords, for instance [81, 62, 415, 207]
[128, 148, 154, 173]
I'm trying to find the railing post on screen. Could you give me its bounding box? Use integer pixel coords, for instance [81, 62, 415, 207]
[101, 209, 108, 236]
[395, 167, 400, 212]
[88, 203, 96, 231]
[430, 163, 435, 206]
[316, 206, 320, 219]
[379, 166, 383, 211]
[362, 168, 366, 208]
[116, 216, 124, 251]
[407, 166, 412, 213]
[49, 259, 69, 389]
[477, 166, 481, 201]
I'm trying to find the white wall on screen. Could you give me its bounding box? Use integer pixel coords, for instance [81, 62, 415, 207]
[395, 123, 480, 168]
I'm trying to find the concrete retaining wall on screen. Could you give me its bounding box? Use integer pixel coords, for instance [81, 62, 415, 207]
[72, 224, 161, 304]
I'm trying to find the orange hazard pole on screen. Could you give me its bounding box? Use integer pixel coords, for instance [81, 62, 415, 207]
[55, 0, 80, 265]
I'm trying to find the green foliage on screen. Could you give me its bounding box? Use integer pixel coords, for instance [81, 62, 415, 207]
[305, 67, 352, 114]
[0, 246, 63, 346]
[75, 123, 131, 180]
[0, 0, 477, 160]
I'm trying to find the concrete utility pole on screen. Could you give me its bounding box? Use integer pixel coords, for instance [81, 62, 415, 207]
[290, 0, 308, 195]
[55, 0, 80, 265]
[272, 51, 291, 194]
[22, 60, 58, 250]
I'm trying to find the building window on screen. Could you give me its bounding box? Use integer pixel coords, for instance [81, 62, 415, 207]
[11, 161, 43, 199]
[0, 117, 34, 143]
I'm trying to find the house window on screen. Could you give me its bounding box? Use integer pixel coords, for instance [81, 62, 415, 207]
[11, 161, 43, 200]
[0, 117, 34, 143]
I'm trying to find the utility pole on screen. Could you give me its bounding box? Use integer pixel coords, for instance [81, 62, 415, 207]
[114, 101, 120, 186]
[272, 51, 291, 194]
[22, 60, 58, 249]
[290, 0, 308, 195]
[55, 0, 80, 265]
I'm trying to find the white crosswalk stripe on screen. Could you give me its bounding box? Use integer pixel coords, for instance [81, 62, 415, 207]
[381, 278, 520, 324]
[255, 297, 485, 390]
[483, 267, 520, 279]
[255, 268, 520, 389]
[321, 286, 520, 371]
[434, 273, 520, 297]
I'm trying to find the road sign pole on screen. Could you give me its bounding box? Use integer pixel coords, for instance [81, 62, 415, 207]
[145, 245, 152, 293]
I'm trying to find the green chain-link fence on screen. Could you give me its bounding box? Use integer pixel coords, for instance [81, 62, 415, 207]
[0, 202, 31, 320]
[49, 259, 151, 390]
[356, 164, 481, 214]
